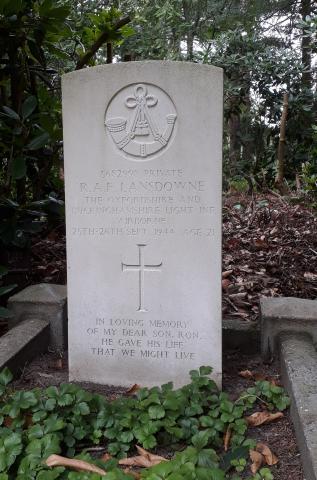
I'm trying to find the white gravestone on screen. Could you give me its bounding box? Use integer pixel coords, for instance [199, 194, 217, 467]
[62, 61, 223, 387]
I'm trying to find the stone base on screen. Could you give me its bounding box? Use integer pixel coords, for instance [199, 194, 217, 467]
[0, 319, 50, 376]
[8, 283, 67, 351]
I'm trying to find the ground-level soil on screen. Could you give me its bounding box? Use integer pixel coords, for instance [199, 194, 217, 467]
[11, 350, 303, 480]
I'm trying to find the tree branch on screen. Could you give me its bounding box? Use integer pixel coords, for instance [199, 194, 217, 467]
[76, 15, 131, 70]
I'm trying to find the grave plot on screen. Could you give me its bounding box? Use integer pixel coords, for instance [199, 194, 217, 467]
[0, 60, 315, 480]
[0, 351, 302, 480]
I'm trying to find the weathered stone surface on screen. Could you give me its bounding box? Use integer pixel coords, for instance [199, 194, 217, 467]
[8, 283, 67, 350]
[0, 318, 50, 376]
[280, 333, 317, 480]
[62, 61, 223, 387]
[260, 297, 317, 360]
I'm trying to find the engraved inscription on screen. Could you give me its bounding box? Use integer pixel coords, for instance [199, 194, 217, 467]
[122, 244, 162, 312]
[105, 84, 177, 161]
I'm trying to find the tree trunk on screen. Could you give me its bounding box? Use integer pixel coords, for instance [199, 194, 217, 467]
[301, 0, 312, 92]
[106, 43, 113, 63]
[275, 93, 289, 193]
[76, 16, 130, 70]
[8, 42, 26, 203]
[300, 0, 313, 155]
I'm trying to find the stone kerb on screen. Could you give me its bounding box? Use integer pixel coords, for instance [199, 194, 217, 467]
[280, 333, 317, 480]
[260, 297, 317, 361]
[0, 319, 50, 376]
[8, 283, 67, 351]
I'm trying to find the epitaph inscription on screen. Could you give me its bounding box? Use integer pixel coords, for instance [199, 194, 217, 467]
[105, 83, 177, 160]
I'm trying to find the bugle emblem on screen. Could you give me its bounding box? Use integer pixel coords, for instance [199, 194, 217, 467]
[105, 83, 177, 160]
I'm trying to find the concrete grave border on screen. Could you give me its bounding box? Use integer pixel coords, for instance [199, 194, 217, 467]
[8, 283, 67, 350]
[261, 296, 317, 480]
[0, 318, 50, 376]
[260, 297, 317, 361]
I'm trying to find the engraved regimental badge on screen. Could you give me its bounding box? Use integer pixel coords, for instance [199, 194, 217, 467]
[105, 83, 177, 161]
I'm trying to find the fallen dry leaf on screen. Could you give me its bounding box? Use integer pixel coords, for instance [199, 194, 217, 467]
[246, 411, 284, 426]
[238, 370, 281, 384]
[55, 358, 63, 370]
[256, 443, 278, 466]
[123, 468, 141, 479]
[135, 445, 168, 463]
[304, 272, 317, 281]
[222, 278, 231, 290]
[101, 453, 112, 462]
[46, 454, 106, 476]
[250, 449, 263, 474]
[3, 417, 13, 428]
[254, 237, 269, 249]
[239, 369, 254, 379]
[224, 426, 231, 452]
[126, 384, 141, 395]
[119, 446, 168, 468]
[24, 413, 33, 428]
[119, 456, 153, 468]
[222, 270, 233, 278]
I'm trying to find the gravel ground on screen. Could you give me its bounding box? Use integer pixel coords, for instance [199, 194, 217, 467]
[223, 352, 303, 480]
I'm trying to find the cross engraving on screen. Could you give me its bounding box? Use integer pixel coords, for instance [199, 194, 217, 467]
[122, 244, 162, 312]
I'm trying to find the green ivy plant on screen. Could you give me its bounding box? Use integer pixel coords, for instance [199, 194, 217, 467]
[0, 366, 290, 479]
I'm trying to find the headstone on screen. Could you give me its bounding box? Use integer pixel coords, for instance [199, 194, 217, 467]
[62, 61, 223, 387]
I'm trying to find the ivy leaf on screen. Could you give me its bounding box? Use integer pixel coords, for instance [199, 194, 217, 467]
[142, 434, 157, 449]
[107, 442, 122, 456]
[209, 468, 225, 480]
[199, 366, 212, 376]
[0, 368, 13, 387]
[32, 410, 48, 422]
[220, 446, 249, 472]
[118, 431, 134, 443]
[163, 396, 181, 411]
[200, 416, 214, 427]
[37, 468, 65, 479]
[197, 448, 219, 468]
[148, 405, 165, 419]
[57, 393, 73, 407]
[44, 416, 65, 434]
[45, 398, 57, 411]
[0, 431, 23, 471]
[46, 386, 59, 398]
[191, 431, 210, 450]
[28, 424, 45, 440]
[136, 388, 149, 401]
[105, 427, 117, 440]
[77, 402, 90, 415]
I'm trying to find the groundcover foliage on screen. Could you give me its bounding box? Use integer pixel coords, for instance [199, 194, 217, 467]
[0, 366, 289, 479]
